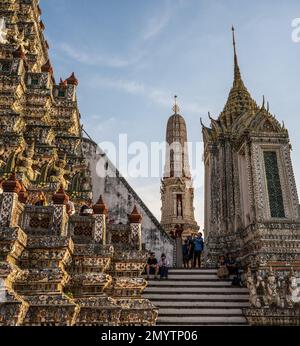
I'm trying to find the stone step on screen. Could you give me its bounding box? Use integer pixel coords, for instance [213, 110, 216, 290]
[144, 287, 249, 294]
[143, 294, 249, 301]
[156, 316, 247, 325]
[144, 274, 223, 283]
[147, 280, 233, 287]
[169, 269, 218, 274]
[157, 324, 248, 326]
[168, 272, 219, 276]
[158, 308, 243, 316]
[144, 268, 249, 326]
[152, 301, 250, 308]
[146, 275, 221, 280]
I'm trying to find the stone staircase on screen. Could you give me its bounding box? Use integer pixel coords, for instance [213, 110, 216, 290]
[143, 268, 249, 326]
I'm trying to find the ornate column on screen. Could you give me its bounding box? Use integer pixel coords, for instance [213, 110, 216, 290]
[0, 174, 28, 326]
[0, 174, 23, 228]
[12, 186, 78, 326]
[128, 205, 142, 251]
[67, 195, 119, 326]
[107, 206, 158, 326]
[52, 185, 69, 236]
[93, 195, 108, 245]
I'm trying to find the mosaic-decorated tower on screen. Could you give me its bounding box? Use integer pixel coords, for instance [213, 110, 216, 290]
[202, 28, 300, 325]
[0, 0, 157, 326]
[161, 97, 199, 239]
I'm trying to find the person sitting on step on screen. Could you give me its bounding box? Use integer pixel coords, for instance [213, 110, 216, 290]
[225, 253, 238, 276]
[146, 252, 159, 280]
[225, 253, 243, 286]
[217, 255, 229, 279]
[158, 253, 169, 280]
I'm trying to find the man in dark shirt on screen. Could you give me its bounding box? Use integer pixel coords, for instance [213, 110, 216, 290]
[146, 252, 159, 280]
[188, 236, 195, 268]
[182, 240, 190, 269]
[225, 253, 238, 276]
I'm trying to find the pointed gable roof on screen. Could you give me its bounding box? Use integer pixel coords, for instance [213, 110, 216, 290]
[232, 97, 287, 136]
[219, 27, 259, 130]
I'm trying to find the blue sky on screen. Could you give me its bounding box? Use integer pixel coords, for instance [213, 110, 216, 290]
[42, 0, 300, 229]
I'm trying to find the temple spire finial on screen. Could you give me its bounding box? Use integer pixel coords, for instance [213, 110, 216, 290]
[172, 95, 180, 114]
[261, 95, 265, 109]
[232, 26, 242, 83]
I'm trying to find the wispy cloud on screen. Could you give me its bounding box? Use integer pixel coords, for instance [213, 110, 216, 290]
[87, 76, 208, 115]
[56, 0, 183, 68]
[142, 5, 172, 40]
[141, 0, 183, 41]
[58, 42, 143, 68]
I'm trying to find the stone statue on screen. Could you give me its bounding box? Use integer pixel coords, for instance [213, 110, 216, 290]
[81, 170, 92, 191]
[177, 198, 182, 217]
[70, 172, 82, 192]
[12, 29, 29, 53]
[286, 269, 300, 307]
[50, 155, 70, 189]
[246, 268, 261, 308]
[0, 17, 8, 44]
[0, 144, 5, 169]
[266, 267, 281, 307]
[17, 142, 39, 181]
[38, 150, 57, 184]
[256, 271, 267, 307]
[4, 140, 25, 173]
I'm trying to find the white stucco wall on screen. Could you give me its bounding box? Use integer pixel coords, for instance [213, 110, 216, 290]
[82, 138, 175, 266]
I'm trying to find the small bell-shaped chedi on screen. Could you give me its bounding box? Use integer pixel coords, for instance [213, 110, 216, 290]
[161, 96, 199, 240]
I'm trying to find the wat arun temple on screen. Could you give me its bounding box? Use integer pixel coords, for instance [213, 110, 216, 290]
[0, 0, 300, 327]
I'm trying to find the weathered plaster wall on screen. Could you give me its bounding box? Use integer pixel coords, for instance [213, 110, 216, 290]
[82, 138, 175, 266]
[0, 278, 6, 303]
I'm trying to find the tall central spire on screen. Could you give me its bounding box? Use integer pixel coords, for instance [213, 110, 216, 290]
[218, 27, 259, 129]
[232, 26, 242, 84]
[161, 98, 199, 240]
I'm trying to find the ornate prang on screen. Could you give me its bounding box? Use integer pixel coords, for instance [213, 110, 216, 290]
[161, 97, 199, 244]
[202, 27, 300, 325]
[0, 0, 156, 326]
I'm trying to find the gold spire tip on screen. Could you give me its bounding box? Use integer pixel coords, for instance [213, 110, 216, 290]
[232, 25, 236, 51]
[172, 95, 180, 114]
